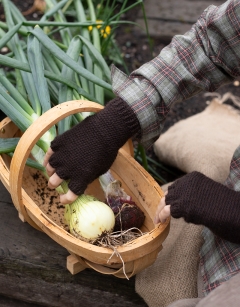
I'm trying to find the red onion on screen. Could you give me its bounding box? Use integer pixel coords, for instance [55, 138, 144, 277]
[104, 178, 145, 232]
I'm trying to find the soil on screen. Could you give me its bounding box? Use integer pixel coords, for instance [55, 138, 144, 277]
[0, 0, 240, 184]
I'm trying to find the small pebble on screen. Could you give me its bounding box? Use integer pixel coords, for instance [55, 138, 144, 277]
[1, 47, 9, 53]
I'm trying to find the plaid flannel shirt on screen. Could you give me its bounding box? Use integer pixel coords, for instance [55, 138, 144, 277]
[111, 0, 240, 296]
[112, 0, 240, 148]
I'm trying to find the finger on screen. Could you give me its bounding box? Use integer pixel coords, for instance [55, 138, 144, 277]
[43, 147, 54, 167]
[48, 172, 63, 189]
[45, 162, 56, 177]
[158, 205, 171, 223]
[60, 189, 78, 204]
[154, 197, 166, 224]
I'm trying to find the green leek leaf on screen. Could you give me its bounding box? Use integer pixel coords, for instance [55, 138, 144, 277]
[0, 22, 22, 50]
[0, 54, 100, 103]
[0, 72, 34, 116]
[7, 152, 45, 171]
[27, 33, 51, 113]
[79, 35, 111, 82]
[58, 36, 82, 134]
[0, 137, 20, 153]
[30, 27, 112, 91]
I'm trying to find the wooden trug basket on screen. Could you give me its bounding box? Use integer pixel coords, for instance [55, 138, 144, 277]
[0, 100, 170, 279]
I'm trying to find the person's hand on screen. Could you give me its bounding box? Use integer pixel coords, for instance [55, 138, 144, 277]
[43, 148, 79, 204]
[154, 193, 171, 224]
[43, 97, 140, 204]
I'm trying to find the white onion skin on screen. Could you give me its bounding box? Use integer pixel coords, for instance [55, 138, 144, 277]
[65, 196, 115, 242]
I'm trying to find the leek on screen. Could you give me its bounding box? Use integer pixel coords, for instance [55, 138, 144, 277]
[0, 0, 146, 242]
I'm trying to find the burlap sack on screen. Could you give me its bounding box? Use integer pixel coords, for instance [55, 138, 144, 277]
[153, 94, 240, 183]
[136, 218, 203, 307]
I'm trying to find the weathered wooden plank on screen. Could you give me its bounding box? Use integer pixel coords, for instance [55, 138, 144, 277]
[135, 0, 226, 38]
[0, 295, 43, 307]
[0, 182, 147, 307]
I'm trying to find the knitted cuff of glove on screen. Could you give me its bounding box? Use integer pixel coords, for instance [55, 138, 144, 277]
[51, 96, 140, 153]
[100, 96, 141, 147]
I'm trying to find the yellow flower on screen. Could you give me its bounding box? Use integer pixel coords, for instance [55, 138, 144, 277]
[88, 20, 111, 38]
[100, 25, 111, 38]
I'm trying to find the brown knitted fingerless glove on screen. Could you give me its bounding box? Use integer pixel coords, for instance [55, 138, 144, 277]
[166, 171, 240, 244]
[49, 97, 140, 195]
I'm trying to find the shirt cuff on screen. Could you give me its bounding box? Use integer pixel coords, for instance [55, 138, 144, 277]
[111, 65, 162, 148]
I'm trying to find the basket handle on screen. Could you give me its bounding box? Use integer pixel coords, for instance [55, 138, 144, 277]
[9, 100, 133, 223]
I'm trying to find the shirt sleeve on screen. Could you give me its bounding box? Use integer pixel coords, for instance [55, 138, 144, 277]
[111, 0, 240, 148]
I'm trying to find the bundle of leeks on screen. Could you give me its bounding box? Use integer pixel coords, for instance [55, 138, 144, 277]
[0, 0, 145, 243]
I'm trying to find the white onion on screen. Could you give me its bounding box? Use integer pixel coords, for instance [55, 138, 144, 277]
[64, 195, 115, 242]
